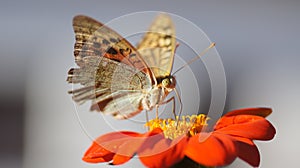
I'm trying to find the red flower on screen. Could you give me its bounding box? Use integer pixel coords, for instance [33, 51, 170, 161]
[82, 108, 276, 167]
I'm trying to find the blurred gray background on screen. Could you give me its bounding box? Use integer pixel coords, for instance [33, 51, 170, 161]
[1, 0, 299, 168]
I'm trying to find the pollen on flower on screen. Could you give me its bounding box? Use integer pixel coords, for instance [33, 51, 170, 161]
[145, 114, 209, 140]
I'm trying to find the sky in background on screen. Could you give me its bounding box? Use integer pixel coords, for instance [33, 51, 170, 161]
[0, 0, 299, 168]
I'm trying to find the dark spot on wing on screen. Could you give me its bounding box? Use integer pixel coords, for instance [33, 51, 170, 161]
[120, 48, 132, 56]
[102, 39, 110, 45]
[129, 53, 136, 58]
[93, 42, 101, 48]
[75, 35, 81, 41]
[82, 45, 89, 50]
[110, 58, 121, 62]
[95, 82, 101, 88]
[68, 68, 75, 75]
[74, 50, 80, 56]
[109, 38, 119, 43]
[119, 48, 125, 55]
[164, 35, 172, 39]
[106, 47, 118, 55]
[74, 43, 82, 49]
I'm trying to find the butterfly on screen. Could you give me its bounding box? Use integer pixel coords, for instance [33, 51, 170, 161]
[67, 14, 179, 119]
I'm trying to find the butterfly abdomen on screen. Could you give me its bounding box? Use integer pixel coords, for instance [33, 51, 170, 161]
[141, 87, 166, 111]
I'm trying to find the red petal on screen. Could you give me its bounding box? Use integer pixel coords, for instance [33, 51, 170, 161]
[95, 132, 141, 154]
[184, 132, 237, 166]
[139, 136, 188, 168]
[216, 116, 276, 140]
[236, 140, 260, 167]
[82, 141, 115, 163]
[112, 132, 158, 165]
[112, 139, 139, 165]
[95, 131, 141, 144]
[83, 131, 146, 164]
[229, 136, 253, 145]
[223, 107, 272, 118]
[215, 108, 273, 130]
[84, 129, 164, 165]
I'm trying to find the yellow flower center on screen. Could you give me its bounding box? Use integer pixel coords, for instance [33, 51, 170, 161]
[145, 114, 209, 140]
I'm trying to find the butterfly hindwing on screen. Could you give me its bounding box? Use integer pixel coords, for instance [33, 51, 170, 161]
[67, 56, 152, 118]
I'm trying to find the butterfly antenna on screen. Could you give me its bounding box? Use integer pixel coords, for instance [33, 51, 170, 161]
[173, 43, 215, 75]
[174, 87, 182, 127]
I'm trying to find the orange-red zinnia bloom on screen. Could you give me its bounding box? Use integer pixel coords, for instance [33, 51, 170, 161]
[82, 108, 276, 168]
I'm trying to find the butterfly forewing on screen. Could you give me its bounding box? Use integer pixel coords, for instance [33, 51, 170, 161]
[73, 15, 152, 75]
[68, 15, 155, 119]
[137, 14, 176, 78]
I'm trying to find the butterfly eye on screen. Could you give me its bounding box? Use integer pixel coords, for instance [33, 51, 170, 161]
[162, 76, 176, 89]
[169, 76, 176, 88]
[162, 78, 170, 87]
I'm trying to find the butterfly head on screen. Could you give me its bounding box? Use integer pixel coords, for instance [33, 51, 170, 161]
[161, 76, 176, 91]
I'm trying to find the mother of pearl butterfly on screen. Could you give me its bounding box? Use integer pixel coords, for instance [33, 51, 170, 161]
[67, 14, 196, 119]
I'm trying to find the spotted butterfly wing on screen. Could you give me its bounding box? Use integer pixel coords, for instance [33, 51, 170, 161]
[71, 15, 152, 73]
[67, 15, 157, 119]
[137, 14, 176, 78]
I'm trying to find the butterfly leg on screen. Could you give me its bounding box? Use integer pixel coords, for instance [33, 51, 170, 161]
[145, 110, 150, 131]
[155, 105, 159, 119]
[173, 88, 183, 127]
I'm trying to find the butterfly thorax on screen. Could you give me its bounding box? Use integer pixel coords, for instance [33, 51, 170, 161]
[141, 76, 176, 110]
